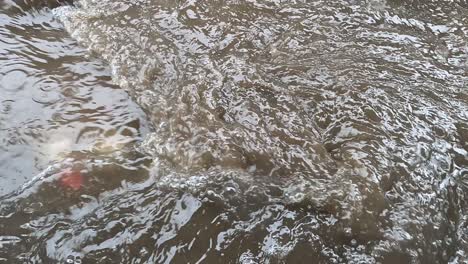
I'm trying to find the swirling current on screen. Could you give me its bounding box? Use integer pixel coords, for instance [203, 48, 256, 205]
[0, 0, 467, 263]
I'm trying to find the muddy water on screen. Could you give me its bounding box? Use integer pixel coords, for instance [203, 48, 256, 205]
[1, 0, 468, 263]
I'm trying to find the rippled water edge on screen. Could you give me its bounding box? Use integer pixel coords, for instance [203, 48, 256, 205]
[1, 0, 468, 263]
[0, 0, 150, 195]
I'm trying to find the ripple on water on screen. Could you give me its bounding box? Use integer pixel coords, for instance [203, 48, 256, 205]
[0, 5, 149, 195]
[0, 0, 467, 263]
[0, 69, 28, 91]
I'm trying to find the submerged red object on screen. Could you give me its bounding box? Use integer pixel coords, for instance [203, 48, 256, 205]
[58, 168, 83, 191]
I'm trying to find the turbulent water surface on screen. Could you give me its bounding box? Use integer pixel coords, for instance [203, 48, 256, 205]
[0, 0, 467, 263]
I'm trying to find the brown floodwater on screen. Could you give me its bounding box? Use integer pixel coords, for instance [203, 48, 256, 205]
[0, 0, 467, 263]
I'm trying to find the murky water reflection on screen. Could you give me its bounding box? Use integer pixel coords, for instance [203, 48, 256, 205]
[0, 0, 149, 195]
[1, 0, 468, 263]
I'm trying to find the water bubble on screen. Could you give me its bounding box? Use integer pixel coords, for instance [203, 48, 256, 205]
[66, 256, 74, 264]
[344, 228, 352, 237]
[225, 186, 236, 193]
